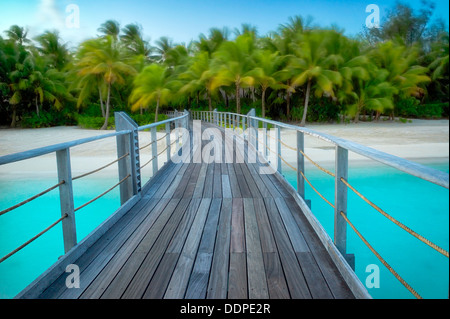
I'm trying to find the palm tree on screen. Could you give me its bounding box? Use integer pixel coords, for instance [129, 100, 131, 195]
[345, 64, 397, 122]
[75, 35, 137, 129]
[98, 20, 121, 40]
[4, 25, 31, 46]
[34, 30, 70, 71]
[211, 33, 256, 113]
[179, 51, 216, 110]
[249, 49, 287, 117]
[289, 30, 343, 126]
[129, 64, 173, 122]
[152, 36, 174, 64]
[121, 23, 153, 61]
[29, 55, 71, 117]
[369, 41, 430, 118]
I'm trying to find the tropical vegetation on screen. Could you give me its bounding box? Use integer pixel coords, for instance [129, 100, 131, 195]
[0, 1, 448, 129]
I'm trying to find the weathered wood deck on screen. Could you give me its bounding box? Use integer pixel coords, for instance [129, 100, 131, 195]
[28, 123, 354, 299]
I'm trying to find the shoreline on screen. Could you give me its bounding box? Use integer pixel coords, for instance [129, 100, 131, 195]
[0, 120, 448, 179]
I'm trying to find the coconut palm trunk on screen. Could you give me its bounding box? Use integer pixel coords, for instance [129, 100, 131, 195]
[155, 97, 160, 123]
[261, 87, 267, 118]
[98, 86, 105, 117]
[235, 81, 241, 113]
[207, 91, 212, 111]
[35, 96, 40, 117]
[101, 83, 111, 130]
[300, 79, 311, 127]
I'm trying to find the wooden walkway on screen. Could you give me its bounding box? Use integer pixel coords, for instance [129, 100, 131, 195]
[31, 123, 354, 299]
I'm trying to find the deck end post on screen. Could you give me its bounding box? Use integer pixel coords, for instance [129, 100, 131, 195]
[115, 112, 141, 205]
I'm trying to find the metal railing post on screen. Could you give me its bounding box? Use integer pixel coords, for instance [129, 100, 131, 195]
[276, 125, 282, 174]
[115, 112, 141, 204]
[297, 131, 305, 199]
[335, 146, 354, 269]
[151, 126, 158, 177]
[165, 122, 171, 163]
[56, 148, 77, 253]
[263, 122, 268, 159]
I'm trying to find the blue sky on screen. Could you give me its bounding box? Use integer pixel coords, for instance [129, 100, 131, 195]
[0, 0, 448, 48]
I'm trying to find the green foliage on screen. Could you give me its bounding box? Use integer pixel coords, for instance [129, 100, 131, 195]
[21, 109, 77, 128]
[1, 1, 449, 130]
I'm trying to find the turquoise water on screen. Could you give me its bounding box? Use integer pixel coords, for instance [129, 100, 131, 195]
[284, 159, 449, 299]
[0, 159, 448, 299]
[0, 176, 121, 299]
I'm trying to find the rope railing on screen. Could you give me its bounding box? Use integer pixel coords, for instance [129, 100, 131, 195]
[339, 211, 422, 299]
[140, 145, 170, 170]
[340, 177, 449, 258]
[0, 180, 65, 218]
[72, 153, 130, 181]
[74, 174, 131, 213]
[139, 133, 168, 151]
[0, 213, 68, 264]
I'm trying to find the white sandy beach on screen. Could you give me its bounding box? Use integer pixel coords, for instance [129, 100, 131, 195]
[0, 119, 448, 179]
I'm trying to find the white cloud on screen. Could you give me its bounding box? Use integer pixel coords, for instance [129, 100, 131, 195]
[36, 0, 65, 29]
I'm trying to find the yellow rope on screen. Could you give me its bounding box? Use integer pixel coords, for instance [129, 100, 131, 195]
[0, 213, 68, 264]
[340, 177, 449, 258]
[266, 132, 335, 177]
[301, 171, 335, 208]
[73, 153, 129, 181]
[0, 181, 65, 217]
[340, 211, 422, 299]
[74, 174, 130, 212]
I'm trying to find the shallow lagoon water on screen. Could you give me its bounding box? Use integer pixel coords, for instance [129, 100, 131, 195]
[284, 159, 449, 299]
[0, 159, 448, 299]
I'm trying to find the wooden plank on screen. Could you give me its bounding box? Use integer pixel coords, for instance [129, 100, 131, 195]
[230, 198, 245, 253]
[185, 198, 222, 299]
[240, 163, 262, 198]
[213, 164, 223, 198]
[78, 197, 171, 299]
[284, 197, 354, 299]
[227, 163, 242, 198]
[235, 164, 252, 198]
[228, 253, 247, 299]
[207, 198, 232, 299]
[202, 162, 214, 199]
[162, 163, 190, 199]
[121, 198, 191, 299]
[172, 163, 197, 199]
[99, 198, 181, 299]
[184, 252, 212, 299]
[192, 163, 208, 198]
[40, 195, 156, 298]
[263, 197, 311, 299]
[182, 164, 202, 198]
[274, 197, 310, 253]
[221, 175, 232, 198]
[263, 252, 290, 299]
[142, 253, 180, 299]
[295, 252, 333, 299]
[243, 198, 269, 299]
[164, 198, 212, 299]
